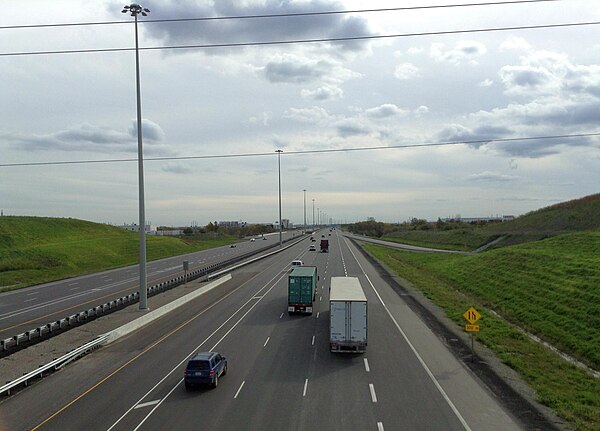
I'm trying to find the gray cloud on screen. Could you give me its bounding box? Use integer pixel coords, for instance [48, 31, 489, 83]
[301, 85, 343, 101]
[466, 171, 520, 182]
[336, 120, 370, 137]
[264, 59, 329, 83]
[142, 0, 373, 54]
[365, 104, 408, 119]
[161, 162, 192, 174]
[4, 120, 171, 155]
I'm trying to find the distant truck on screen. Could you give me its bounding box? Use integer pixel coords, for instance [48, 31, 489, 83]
[320, 239, 329, 253]
[329, 277, 367, 353]
[288, 266, 318, 314]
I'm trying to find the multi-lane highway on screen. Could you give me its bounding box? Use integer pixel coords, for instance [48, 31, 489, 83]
[0, 231, 300, 340]
[0, 230, 523, 430]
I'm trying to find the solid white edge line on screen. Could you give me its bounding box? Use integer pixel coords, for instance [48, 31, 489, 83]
[234, 381, 245, 399]
[364, 358, 370, 372]
[303, 379, 309, 397]
[345, 238, 472, 431]
[264, 337, 270, 347]
[377, 422, 385, 431]
[369, 383, 378, 403]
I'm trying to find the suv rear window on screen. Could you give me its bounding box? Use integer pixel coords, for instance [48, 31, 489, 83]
[187, 360, 210, 371]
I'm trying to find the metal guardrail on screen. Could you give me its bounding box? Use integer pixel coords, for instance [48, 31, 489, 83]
[0, 234, 305, 358]
[0, 334, 109, 396]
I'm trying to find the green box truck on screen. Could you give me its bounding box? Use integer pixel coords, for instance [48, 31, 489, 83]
[288, 266, 318, 314]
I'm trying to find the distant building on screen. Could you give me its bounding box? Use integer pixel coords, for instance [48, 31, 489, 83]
[156, 229, 183, 236]
[219, 221, 246, 227]
[120, 223, 156, 233]
[281, 219, 292, 229]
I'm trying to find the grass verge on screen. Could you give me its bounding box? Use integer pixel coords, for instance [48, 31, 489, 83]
[364, 235, 600, 431]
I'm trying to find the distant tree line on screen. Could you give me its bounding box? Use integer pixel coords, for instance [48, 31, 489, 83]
[347, 217, 500, 237]
[182, 222, 276, 237]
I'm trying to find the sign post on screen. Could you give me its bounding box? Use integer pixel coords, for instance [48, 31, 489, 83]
[183, 260, 189, 287]
[463, 306, 481, 362]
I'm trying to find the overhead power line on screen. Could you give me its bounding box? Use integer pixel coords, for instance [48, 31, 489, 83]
[1, 132, 598, 168]
[1, 20, 597, 58]
[0, 0, 564, 30]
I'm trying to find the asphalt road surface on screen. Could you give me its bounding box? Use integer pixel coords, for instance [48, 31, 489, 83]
[0, 231, 300, 341]
[0, 230, 523, 431]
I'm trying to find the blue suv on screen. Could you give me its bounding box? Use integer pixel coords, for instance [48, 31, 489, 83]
[184, 352, 227, 390]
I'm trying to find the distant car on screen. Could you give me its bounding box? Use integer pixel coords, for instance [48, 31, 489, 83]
[321, 235, 325, 238]
[250, 238, 255, 242]
[230, 244, 236, 248]
[311, 238, 316, 242]
[291, 260, 303, 271]
[309, 245, 316, 251]
[328, 233, 331, 236]
[263, 236, 267, 240]
[310, 237, 314, 240]
[184, 352, 227, 390]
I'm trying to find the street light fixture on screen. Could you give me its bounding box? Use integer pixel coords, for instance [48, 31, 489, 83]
[276, 150, 283, 247]
[303, 189, 306, 232]
[122, 3, 150, 310]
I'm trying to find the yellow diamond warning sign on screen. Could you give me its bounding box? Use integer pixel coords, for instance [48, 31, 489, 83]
[463, 307, 481, 324]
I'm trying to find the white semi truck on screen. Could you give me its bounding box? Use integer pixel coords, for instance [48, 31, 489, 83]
[329, 277, 367, 353]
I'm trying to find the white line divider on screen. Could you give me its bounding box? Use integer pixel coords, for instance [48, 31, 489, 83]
[264, 337, 270, 347]
[369, 384, 378, 403]
[303, 379, 309, 397]
[104, 275, 232, 344]
[364, 358, 370, 372]
[377, 422, 385, 431]
[234, 381, 245, 399]
[135, 399, 160, 409]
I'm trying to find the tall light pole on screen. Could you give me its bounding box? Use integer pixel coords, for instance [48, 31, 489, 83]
[303, 189, 306, 232]
[276, 150, 283, 247]
[312, 199, 315, 228]
[122, 3, 150, 310]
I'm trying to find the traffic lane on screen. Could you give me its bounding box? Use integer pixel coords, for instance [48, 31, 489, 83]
[0, 272, 259, 431]
[107, 272, 289, 431]
[342, 237, 524, 430]
[0, 233, 307, 337]
[3, 239, 309, 430]
[102, 242, 315, 430]
[130, 244, 328, 430]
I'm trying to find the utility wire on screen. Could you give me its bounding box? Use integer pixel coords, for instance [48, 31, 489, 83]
[0, 0, 565, 30]
[1, 20, 597, 58]
[2, 132, 598, 168]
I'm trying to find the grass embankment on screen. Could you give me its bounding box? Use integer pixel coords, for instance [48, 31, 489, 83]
[383, 193, 600, 252]
[364, 231, 600, 431]
[0, 217, 236, 292]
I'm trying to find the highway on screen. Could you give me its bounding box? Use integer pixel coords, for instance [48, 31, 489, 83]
[0, 230, 523, 430]
[0, 231, 300, 341]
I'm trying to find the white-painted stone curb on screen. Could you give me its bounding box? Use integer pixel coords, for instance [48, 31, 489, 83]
[103, 274, 232, 344]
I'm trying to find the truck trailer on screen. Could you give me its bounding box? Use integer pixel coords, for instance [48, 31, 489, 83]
[329, 277, 367, 353]
[320, 239, 329, 253]
[288, 266, 318, 314]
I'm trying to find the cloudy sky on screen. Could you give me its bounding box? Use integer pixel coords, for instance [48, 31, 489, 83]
[1, 0, 599, 226]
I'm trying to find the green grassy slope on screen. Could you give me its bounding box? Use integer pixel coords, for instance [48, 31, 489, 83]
[364, 231, 600, 430]
[384, 193, 600, 251]
[0, 216, 232, 291]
